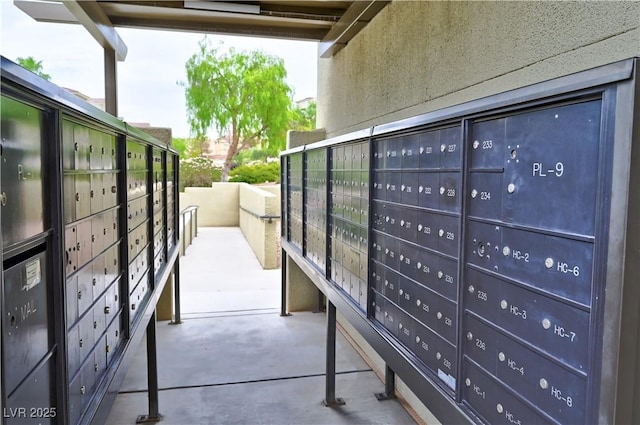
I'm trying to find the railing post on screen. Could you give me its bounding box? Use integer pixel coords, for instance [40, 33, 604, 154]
[170, 255, 182, 325]
[280, 249, 290, 317]
[181, 213, 186, 254]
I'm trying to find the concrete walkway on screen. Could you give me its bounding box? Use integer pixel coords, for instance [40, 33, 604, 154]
[106, 227, 416, 425]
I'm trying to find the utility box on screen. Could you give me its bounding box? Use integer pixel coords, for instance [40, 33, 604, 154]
[281, 58, 640, 424]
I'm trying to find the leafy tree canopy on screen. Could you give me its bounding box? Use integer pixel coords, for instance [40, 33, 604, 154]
[181, 38, 292, 181]
[16, 56, 51, 81]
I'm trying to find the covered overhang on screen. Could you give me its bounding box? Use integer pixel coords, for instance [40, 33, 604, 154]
[14, 0, 390, 58]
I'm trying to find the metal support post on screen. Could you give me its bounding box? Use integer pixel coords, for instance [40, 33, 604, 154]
[170, 260, 182, 324]
[280, 249, 290, 316]
[136, 311, 163, 423]
[104, 47, 117, 116]
[375, 364, 396, 400]
[313, 288, 324, 313]
[181, 213, 186, 254]
[322, 301, 345, 407]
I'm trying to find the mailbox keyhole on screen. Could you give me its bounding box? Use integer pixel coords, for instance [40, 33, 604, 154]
[478, 243, 486, 257]
[510, 149, 517, 159]
[10, 315, 16, 327]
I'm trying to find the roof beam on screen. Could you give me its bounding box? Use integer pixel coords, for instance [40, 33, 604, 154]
[318, 0, 389, 58]
[62, 0, 128, 61]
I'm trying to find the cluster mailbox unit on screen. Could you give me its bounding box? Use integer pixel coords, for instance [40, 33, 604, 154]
[1, 57, 179, 424]
[281, 58, 640, 424]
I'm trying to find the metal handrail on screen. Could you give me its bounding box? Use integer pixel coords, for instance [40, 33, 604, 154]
[239, 205, 281, 223]
[173, 205, 199, 324]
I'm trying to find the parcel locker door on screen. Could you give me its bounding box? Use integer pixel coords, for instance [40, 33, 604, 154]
[0, 96, 45, 246]
[5, 356, 56, 425]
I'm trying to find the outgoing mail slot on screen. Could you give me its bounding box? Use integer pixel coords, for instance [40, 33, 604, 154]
[467, 171, 503, 220]
[501, 100, 601, 236]
[401, 134, 419, 169]
[438, 126, 461, 169]
[417, 172, 439, 209]
[469, 117, 507, 169]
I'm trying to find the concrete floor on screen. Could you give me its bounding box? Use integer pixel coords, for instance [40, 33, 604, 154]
[106, 227, 416, 425]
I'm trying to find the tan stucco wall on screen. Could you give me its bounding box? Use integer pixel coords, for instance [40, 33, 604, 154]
[238, 183, 281, 269]
[179, 183, 240, 227]
[317, 1, 640, 137]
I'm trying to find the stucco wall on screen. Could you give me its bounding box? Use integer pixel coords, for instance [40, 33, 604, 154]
[238, 183, 280, 269]
[317, 1, 640, 136]
[179, 183, 240, 227]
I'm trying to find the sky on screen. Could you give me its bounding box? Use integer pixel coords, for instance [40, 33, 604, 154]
[0, 1, 319, 138]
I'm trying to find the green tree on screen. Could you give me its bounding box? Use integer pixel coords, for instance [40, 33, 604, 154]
[290, 101, 316, 131]
[16, 56, 51, 81]
[182, 39, 292, 181]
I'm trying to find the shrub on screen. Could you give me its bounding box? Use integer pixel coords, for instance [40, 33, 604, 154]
[228, 161, 280, 184]
[179, 157, 221, 191]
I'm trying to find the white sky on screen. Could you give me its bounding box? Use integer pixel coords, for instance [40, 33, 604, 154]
[0, 1, 319, 138]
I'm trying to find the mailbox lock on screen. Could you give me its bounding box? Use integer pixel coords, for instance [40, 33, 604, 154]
[440, 144, 446, 152]
[93, 321, 97, 329]
[416, 299, 421, 307]
[500, 300, 508, 310]
[418, 186, 424, 193]
[498, 352, 506, 362]
[399, 254, 404, 261]
[401, 149, 406, 156]
[539, 378, 549, 390]
[437, 312, 443, 320]
[465, 378, 472, 387]
[104, 306, 110, 314]
[81, 386, 86, 395]
[386, 151, 391, 158]
[398, 323, 403, 330]
[419, 147, 424, 154]
[477, 243, 486, 257]
[468, 285, 475, 294]
[131, 303, 136, 310]
[436, 352, 442, 360]
[471, 189, 478, 199]
[94, 363, 99, 372]
[415, 336, 421, 344]
[502, 246, 511, 256]
[400, 220, 405, 227]
[439, 186, 445, 195]
[507, 183, 516, 193]
[438, 229, 444, 237]
[466, 331, 472, 340]
[416, 262, 422, 270]
[79, 339, 84, 348]
[417, 224, 423, 231]
[542, 318, 552, 329]
[496, 404, 504, 414]
[437, 271, 444, 279]
[545, 257, 554, 269]
[472, 140, 480, 149]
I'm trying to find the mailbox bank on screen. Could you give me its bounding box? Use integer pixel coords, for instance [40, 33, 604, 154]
[281, 58, 640, 424]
